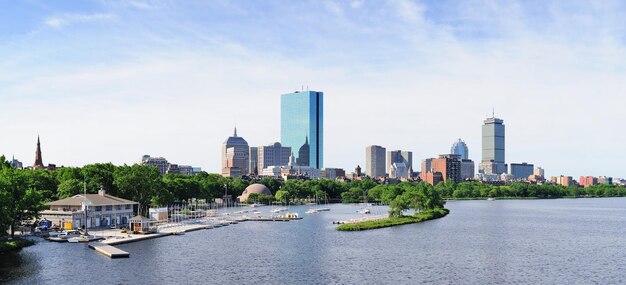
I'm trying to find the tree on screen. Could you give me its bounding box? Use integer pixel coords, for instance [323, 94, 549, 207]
[113, 164, 162, 216]
[275, 190, 289, 204]
[0, 168, 46, 237]
[56, 178, 83, 199]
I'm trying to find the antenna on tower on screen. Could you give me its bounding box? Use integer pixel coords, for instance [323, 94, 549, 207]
[492, 107, 495, 118]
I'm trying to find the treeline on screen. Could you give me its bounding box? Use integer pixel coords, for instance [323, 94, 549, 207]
[429, 181, 626, 199]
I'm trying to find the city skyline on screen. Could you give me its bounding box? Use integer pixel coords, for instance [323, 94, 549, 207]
[1, 1, 626, 178]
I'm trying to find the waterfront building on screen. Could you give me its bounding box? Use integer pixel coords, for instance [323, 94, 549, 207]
[460, 159, 475, 180]
[178, 165, 194, 176]
[41, 188, 137, 230]
[387, 150, 412, 178]
[597, 176, 613, 185]
[321, 168, 346, 180]
[33, 136, 45, 170]
[579, 176, 598, 187]
[258, 142, 291, 170]
[365, 145, 386, 178]
[534, 167, 545, 178]
[510, 163, 534, 180]
[249, 147, 259, 175]
[281, 90, 323, 169]
[221, 127, 250, 174]
[141, 155, 169, 175]
[451, 138, 469, 160]
[10, 155, 23, 169]
[479, 116, 506, 174]
[553, 175, 573, 186]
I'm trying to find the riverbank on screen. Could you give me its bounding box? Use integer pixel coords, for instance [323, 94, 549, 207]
[336, 208, 449, 231]
[0, 237, 35, 253]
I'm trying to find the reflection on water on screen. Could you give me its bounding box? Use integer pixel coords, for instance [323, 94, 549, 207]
[2, 198, 626, 284]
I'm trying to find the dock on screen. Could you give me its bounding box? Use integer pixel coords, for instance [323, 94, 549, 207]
[245, 217, 302, 221]
[89, 242, 130, 258]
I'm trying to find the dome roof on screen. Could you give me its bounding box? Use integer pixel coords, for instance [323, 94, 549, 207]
[239, 184, 272, 202]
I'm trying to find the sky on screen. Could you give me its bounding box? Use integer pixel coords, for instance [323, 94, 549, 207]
[1, 0, 625, 178]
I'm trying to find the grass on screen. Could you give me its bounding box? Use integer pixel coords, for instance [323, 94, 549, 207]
[336, 208, 450, 231]
[0, 237, 35, 253]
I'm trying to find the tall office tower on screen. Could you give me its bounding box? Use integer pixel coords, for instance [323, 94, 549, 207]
[460, 159, 475, 180]
[281, 90, 323, 169]
[533, 167, 545, 178]
[249, 147, 259, 175]
[387, 150, 412, 173]
[221, 127, 250, 174]
[510, 162, 534, 180]
[387, 150, 412, 178]
[141, 155, 170, 175]
[365, 145, 386, 178]
[451, 138, 469, 160]
[479, 116, 506, 174]
[257, 142, 291, 170]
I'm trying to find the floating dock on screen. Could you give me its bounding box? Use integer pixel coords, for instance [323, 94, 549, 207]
[89, 242, 130, 258]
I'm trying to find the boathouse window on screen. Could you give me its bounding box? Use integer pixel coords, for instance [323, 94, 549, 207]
[95, 206, 102, 211]
[106, 205, 112, 211]
[125, 205, 131, 210]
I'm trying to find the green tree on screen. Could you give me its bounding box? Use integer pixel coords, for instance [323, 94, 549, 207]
[0, 168, 46, 237]
[113, 164, 162, 216]
[56, 178, 83, 199]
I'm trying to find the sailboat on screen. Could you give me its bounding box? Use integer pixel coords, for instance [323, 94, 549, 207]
[315, 194, 331, 212]
[70, 181, 94, 242]
[305, 194, 320, 214]
[357, 190, 371, 214]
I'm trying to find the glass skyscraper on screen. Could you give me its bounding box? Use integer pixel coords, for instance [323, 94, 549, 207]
[281, 90, 323, 169]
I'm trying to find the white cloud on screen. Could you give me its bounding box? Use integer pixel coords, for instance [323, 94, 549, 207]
[44, 13, 116, 28]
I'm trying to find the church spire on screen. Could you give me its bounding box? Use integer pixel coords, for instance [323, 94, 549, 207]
[233, 126, 238, 137]
[305, 135, 309, 145]
[33, 135, 44, 169]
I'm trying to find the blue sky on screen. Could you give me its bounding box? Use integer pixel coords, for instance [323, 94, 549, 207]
[1, 0, 625, 178]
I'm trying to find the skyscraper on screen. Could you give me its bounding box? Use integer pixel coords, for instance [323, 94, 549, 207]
[366, 145, 386, 178]
[281, 90, 323, 169]
[451, 138, 469, 160]
[257, 142, 291, 170]
[479, 116, 506, 174]
[387, 150, 412, 178]
[33, 136, 44, 170]
[221, 127, 250, 174]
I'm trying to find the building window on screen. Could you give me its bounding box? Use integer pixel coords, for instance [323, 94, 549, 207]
[95, 206, 102, 211]
[125, 205, 131, 210]
[106, 205, 112, 211]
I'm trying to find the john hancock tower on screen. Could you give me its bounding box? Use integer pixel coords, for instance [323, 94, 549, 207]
[281, 90, 323, 169]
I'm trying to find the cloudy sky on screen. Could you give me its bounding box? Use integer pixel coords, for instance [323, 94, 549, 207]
[1, 0, 625, 178]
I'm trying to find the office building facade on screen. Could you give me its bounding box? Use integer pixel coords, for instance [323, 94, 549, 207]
[451, 139, 469, 160]
[387, 150, 412, 178]
[480, 116, 506, 174]
[366, 145, 386, 178]
[257, 142, 291, 170]
[510, 162, 534, 180]
[281, 90, 323, 169]
[221, 128, 250, 175]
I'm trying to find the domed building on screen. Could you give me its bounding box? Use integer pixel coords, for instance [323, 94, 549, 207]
[238, 183, 272, 202]
[297, 136, 310, 166]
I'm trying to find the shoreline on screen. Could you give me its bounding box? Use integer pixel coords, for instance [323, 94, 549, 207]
[0, 237, 35, 253]
[444, 195, 624, 201]
[336, 208, 449, 231]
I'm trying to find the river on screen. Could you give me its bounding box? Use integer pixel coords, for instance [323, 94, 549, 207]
[2, 198, 626, 284]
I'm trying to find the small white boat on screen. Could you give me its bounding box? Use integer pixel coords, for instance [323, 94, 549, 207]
[315, 208, 331, 212]
[305, 209, 319, 214]
[487, 198, 496, 201]
[357, 209, 371, 214]
[68, 235, 90, 243]
[250, 203, 262, 208]
[172, 231, 185, 235]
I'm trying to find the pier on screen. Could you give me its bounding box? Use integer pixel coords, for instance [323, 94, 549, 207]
[89, 242, 129, 258]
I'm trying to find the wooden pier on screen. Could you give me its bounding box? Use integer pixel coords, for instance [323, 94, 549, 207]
[89, 242, 130, 258]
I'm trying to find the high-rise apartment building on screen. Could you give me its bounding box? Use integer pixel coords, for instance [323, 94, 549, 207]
[249, 147, 258, 175]
[257, 142, 291, 170]
[281, 90, 323, 169]
[479, 116, 506, 174]
[460, 159, 475, 180]
[534, 167, 545, 178]
[387, 150, 412, 178]
[141, 155, 169, 175]
[579, 176, 597, 187]
[451, 139, 469, 160]
[365, 145, 386, 178]
[430, 154, 462, 184]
